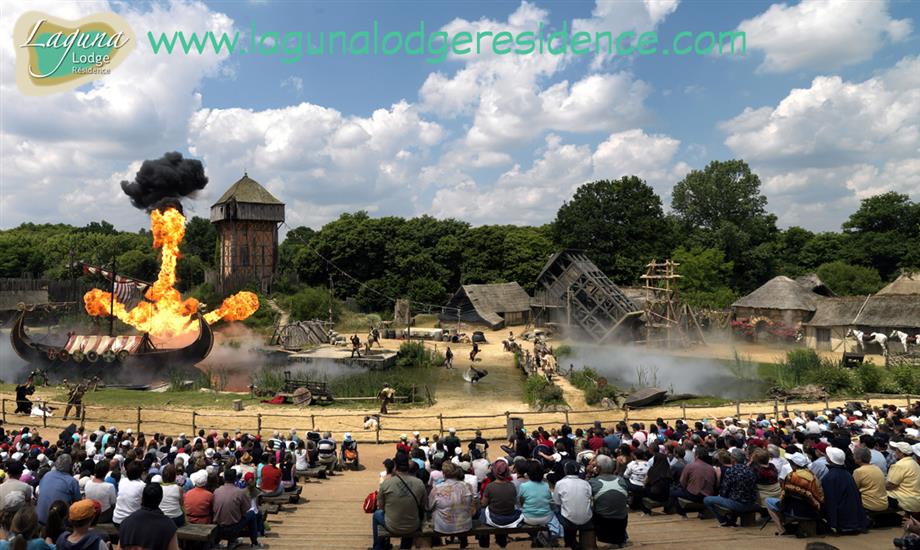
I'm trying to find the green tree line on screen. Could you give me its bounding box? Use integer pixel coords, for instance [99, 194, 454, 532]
[1, 160, 917, 315]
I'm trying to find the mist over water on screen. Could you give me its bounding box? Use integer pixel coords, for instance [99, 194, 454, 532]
[566, 344, 766, 400]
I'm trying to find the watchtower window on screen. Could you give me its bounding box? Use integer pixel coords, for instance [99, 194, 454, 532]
[240, 245, 249, 267]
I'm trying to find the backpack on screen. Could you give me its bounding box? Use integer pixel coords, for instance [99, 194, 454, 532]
[363, 490, 377, 513]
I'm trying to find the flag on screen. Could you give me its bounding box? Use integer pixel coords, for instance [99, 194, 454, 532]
[81, 262, 150, 303]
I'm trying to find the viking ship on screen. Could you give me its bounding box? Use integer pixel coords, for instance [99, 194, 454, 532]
[10, 308, 213, 368]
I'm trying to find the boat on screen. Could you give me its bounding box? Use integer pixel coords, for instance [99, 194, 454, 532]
[10, 308, 213, 368]
[622, 387, 668, 408]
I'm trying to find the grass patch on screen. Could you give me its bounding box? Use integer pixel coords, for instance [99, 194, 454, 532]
[46, 388, 258, 409]
[334, 311, 382, 333]
[396, 341, 444, 368]
[569, 367, 620, 406]
[667, 396, 732, 407]
[524, 375, 565, 409]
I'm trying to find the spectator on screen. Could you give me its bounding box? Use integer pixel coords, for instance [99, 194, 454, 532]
[750, 448, 781, 507]
[443, 429, 461, 456]
[479, 461, 520, 547]
[316, 432, 337, 474]
[703, 448, 759, 527]
[83, 461, 115, 524]
[112, 461, 146, 527]
[588, 454, 629, 547]
[821, 447, 867, 534]
[294, 440, 310, 474]
[183, 470, 213, 525]
[42, 501, 68, 545]
[36, 455, 80, 525]
[0, 463, 32, 505]
[118, 483, 179, 550]
[429, 462, 474, 545]
[213, 469, 258, 549]
[670, 447, 717, 516]
[764, 452, 823, 536]
[639, 451, 670, 513]
[258, 456, 283, 498]
[4, 505, 51, 550]
[623, 449, 649, 509]
[852, 446, 888, 513]
[54, 500, 107, 550]
[158, 464, 186, 527]
[372, 453, 426, 550]
[553, 461, 593, 549]
[887, 441, 920, 512]
[341, 434, 359, 469]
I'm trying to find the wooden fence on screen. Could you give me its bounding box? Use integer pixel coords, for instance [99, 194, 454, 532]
[3, 393, 915, 445]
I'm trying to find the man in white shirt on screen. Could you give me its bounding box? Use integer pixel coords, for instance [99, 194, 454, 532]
[553, 461, 593, 549]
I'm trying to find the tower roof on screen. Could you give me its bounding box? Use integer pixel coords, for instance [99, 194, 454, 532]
[212, 174, 283, 206]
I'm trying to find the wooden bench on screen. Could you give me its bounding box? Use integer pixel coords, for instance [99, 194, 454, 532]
[677, 498, 714, 519]
[641, 498, 667, 515]
[379, 522, 597, 549]
[712, 506, 758, 527]
[261, 492, 300, 505]
[296, 466, 327, 480]
[95, 522, 217, 547]
[260, 503, 281, 515]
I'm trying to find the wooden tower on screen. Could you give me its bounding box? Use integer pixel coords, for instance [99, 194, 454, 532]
[640, 259, 705, 348]
[210, 173, 285, 294]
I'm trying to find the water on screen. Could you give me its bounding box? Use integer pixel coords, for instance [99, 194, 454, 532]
[565, 344, 768, 400]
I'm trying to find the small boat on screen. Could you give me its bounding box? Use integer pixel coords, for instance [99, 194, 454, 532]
[623, 387, 668, 408]
[10, 308, 213, 368]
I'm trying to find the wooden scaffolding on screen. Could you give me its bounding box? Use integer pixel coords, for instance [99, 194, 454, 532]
[640, 259, 705, 348]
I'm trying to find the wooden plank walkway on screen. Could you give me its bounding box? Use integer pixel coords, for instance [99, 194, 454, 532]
[263, 443, 900, 550]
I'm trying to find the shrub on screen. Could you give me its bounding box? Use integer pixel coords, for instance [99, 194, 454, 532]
[776, 348, 821, 387]
[396, 341, 444, 368]
[524, 375, 565, 408]
[283, 286, 341, 322]
[891, 365, 920, 395]
[856, 362, 886, 393]
[555, 344, 573, 359]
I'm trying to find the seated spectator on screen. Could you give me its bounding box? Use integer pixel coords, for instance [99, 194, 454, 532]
[751, 448, 781, 507]
[623, 449, 650, 509]
[258, 456, 282, 498]
[2, 505, 51, 550]
[118, 483, 179, 550]
[887, 441, 920, 512]
[317, 432, 337, 474]
[294, 440, 310, 474]
[113, 461, 146, 527]
[853, 446, 888, 513]
[479, 460, 521, 547]
[36, 455, 80, 525]
[213, 468, 259, 550]
[54, 500, 107, 550]
[158, 464, 186, 527]
[765, 452, 823, 536]
[341, 433, 359, 469]
[0, 462, 32, 505]
[703, 448, 759, 527]
[83, 462, 116, 524]
[372, 453, 426, 550]
[808, 442, 830, 481]
[670, 447, 717, 516]
[589, 454, 629, 546]
[429, 462, 474, 546]
[553, 461, 593, 549]
[639, 451, 670, 513]
[821, 447, 867, 534]
[43, 501, 68, 545]
[517, 462, 562, 544]
[184, 470, 213, 525]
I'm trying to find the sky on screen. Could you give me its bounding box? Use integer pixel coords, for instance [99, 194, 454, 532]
[1, 0, 918, 233]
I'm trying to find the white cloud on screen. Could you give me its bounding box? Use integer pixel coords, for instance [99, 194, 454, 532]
[738, 0, 911, 73]
[280, 76, 304, 95]
[722, 55, 920, 229]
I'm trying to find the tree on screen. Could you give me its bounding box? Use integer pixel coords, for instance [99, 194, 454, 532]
[671, 160, 778, 291]
[672, 246, 736, 308]
[285, 286, 340, 322]
[553, 177, 672, 283]
[183, 216, 218, 267]
[842, 192, 919, 280]
[816, 261, 883, 296]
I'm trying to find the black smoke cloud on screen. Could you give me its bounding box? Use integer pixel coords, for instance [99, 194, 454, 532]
[121, 152, 208, 213]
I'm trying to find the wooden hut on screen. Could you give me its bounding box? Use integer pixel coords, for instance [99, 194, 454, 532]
[731, 276, 822, 327]
[804, 294, 920, 353]
[439, 282, 532, 330]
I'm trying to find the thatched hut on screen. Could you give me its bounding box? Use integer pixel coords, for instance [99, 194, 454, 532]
[439, 282, 531, 330]
[876, 272, 920, 295]
[731, 276, 822, 327]
[804, 294, 920, 352]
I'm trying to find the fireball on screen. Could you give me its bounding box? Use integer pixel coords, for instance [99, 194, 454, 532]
[83, 207, 259, 338]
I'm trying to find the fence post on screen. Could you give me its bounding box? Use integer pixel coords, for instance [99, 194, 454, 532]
[681, 403, 686, 419]
[410, 385, 416, 404]
[624, 405, 629, 424]
[784, 398, 789, 415]
[564, 410, 570, 425]
[136, 407, 141, 434]
[773, 399, 779, 419]
[192, 411, 197, 435]
[257, 414, 262, 437]
[1, 399, 5, 424]
[375, 416, 381, 444]
[438, 414, 444, 437]
[310, 415, 315, 431]
[908, 394, 913, 409]
[42, 401, 47, 427]
[80, 406, 86, 430]
[824, 397, 830, 411]
[735, 401, 740, 417]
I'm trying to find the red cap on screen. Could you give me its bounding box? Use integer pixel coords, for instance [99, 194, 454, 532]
[243, 472, 254, 482]
[813, 442, 829, 453]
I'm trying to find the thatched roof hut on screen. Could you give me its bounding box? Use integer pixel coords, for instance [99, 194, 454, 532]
[732, 276, 820, 312]
[853, 295, 920, 329]
[440, 282, 531, 329]
[805, 297, 866, 327]
[877, 272, 920, 295]
[795, 273, 835, 296]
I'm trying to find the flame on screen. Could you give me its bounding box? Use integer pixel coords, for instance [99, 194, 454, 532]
[83, 207, 259, 338]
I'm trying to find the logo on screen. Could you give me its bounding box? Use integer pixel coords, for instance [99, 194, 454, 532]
[13, 11, 135, 96]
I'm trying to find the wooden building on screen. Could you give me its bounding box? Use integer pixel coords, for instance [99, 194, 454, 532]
[731, 275, 829, 327]
[439, 282, 531, 330]
[210, 174, 284, 294]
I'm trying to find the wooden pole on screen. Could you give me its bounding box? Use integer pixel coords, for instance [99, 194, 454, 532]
[564, 410, 570, 426]
[375, 417, 381, 444]
[310, 415, 315, 431]
[735, 401, 740, 417]
[681, 403, 686, 419]
[411, 385, 416, 404]
[136, 407, 141, 434]
[192, 411, 197, 435]
[257, 414, 262, 437]
[438, 414, 444, 437]
[773, 399, 779, 419]
[784, 398, 789, 415]
[2, 399, 6, 424]
[624, 405, 629, 424]
[80, 405, 86, 429]
[824, 397, 830, 410]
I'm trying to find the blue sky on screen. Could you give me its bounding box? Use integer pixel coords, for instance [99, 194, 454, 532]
[1, 0, 918, 233]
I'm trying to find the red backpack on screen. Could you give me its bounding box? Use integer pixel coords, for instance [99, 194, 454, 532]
[363, 490, 378, 513]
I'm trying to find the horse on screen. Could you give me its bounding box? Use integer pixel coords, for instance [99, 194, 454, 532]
[890, 330, 918, 352]
[847, 329, 889, 353]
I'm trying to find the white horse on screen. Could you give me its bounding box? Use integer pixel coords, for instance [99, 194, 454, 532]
[847, 329, 889, 353]
[890, 330, 918, 352]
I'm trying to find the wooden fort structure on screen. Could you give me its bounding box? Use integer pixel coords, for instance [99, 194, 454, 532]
[533, 250, 642, 343]
[210, 174, 285, 294]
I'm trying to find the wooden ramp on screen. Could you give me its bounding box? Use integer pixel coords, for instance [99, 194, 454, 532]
[264, 443, 899, 550]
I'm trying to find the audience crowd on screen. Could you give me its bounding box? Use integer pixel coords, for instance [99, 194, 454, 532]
[370, 403, 920, 549]
[0, 423, 341, 550]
